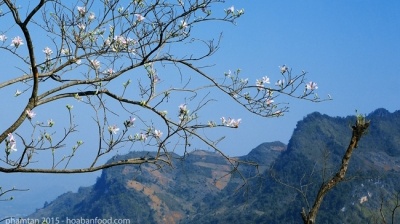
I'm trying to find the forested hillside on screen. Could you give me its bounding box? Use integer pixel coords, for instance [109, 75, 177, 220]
[29, 109, 400, 223]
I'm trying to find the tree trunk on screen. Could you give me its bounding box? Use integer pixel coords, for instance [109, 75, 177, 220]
[302, 118, 369, 224]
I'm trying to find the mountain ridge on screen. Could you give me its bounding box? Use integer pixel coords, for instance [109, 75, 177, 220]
[26, 108, 400, 223]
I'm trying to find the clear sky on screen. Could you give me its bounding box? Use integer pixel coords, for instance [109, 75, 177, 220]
[2, 0, 400, 217]
[213, 0, 400, 156]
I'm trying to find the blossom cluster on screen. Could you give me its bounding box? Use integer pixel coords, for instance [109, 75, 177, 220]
[222, 64, 324, 120]
[133, 133, 147, 141]
[0, 35, 24, 48]
[89, 58, 116, 76]
[221, 117, 241, 128]
[109, 116, 164, 142]
[77, 6, 95, 20]
[131, 129, 162, 141]
[106, 35, 137, 53]
[225, 6, 244, 17]
[75, 7, 138, 54]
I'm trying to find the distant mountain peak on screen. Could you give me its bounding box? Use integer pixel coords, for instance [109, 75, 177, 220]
[250, 141, 286, 153]
[369, 108, 390, 117]
[240, 141, 286, 167]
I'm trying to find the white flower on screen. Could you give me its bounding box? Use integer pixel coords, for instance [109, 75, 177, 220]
[77, 23, 86, 30]
[61, 48, 69, 55]
[226, 6, 234, 14]
[26, 109, 36, 119]
[221, 117, 227, 125]
[11, 36, 23, 48]
[103, 68, 114, 76]
[135, 14, 145, 22]
[140, 133, 148, 141]
[0, 34, 7, 42]
[179, 104, 188, 114]
[266, 99, 274, 106]
[14, 90, 22, 97]
[88, 12, 95, 20]
[90, 59, 101, 70]
[75, 59, 82, 65]
[77, 6, 86, 16]
[256, 76, 270, 90]
[160, 110, 168, 116]
[43, 47, 53, 57]
[229, 118, 241, 128]
[275, 79, 285, 87]
[279, 65, 288, 74]
[6, 133, 17, 153]
[124, 117, 136, 128]
[306, 81, 318, 90]
[114, 35, 126, 45]
[108, 125, 120, 134]
[262, 76, 270, 84]
[154, 129, 163, 138]
[180, 20, 188, 29]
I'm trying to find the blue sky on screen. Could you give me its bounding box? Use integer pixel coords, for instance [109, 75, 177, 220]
[2, 0, 400, 217]
[213, 0, 400, 155]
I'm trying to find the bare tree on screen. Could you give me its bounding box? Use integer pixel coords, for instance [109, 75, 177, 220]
[0, 0, 326, 187]
[298, 114, 370, 223]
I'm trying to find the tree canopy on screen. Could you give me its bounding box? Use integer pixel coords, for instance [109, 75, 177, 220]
[0, 0, 325, 176]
